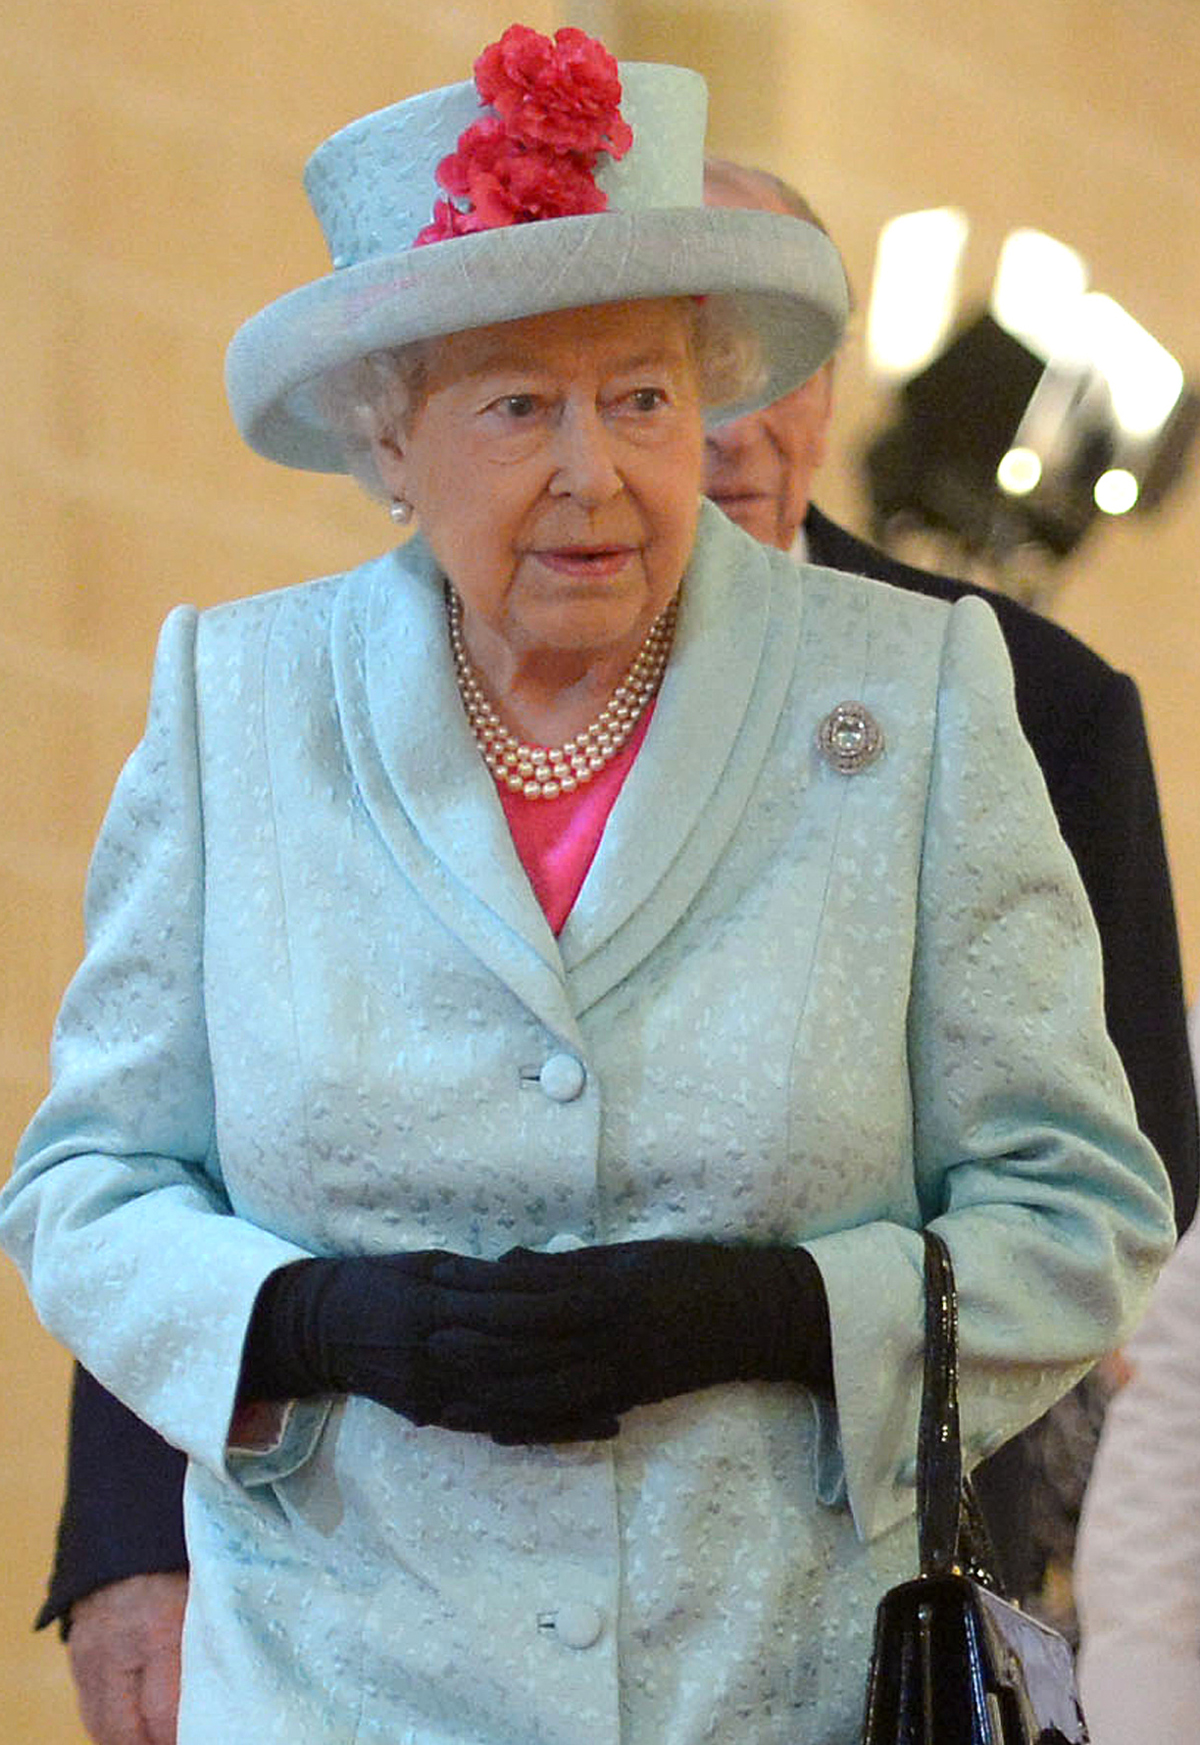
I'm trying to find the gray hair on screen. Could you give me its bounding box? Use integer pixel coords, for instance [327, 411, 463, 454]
[314, 343, 434, 499]
[317, 297, 764, 499]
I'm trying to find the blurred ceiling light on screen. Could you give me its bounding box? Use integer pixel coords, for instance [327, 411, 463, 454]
[863, 212, 1196, 591]
[996, 446, 1043, 496]
[1094, 468, 1140, 515]
[866, 207, 969, 380]
[990, 229, 1089, 357]
[1073, 293, 1184, 439]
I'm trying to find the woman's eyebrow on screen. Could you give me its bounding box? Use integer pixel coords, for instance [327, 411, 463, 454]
[463, 345, 686, 378]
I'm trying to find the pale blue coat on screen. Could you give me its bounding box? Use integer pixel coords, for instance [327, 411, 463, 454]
[1, 505, 1173, 1743]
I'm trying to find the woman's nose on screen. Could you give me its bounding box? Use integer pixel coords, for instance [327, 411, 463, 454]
[549, 404, 623, 504]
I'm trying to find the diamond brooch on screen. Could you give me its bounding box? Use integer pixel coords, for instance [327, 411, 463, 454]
[816, 701, 884, 774]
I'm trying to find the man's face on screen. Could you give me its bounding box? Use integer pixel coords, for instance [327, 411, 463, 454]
[703, 365, 835, 551]
[702, 164, 837, 551]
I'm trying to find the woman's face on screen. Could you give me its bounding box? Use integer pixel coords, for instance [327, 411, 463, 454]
[373, 299, 706, 669]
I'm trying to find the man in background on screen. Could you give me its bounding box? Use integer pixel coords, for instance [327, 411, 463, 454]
[44, 160, 1199, 1745]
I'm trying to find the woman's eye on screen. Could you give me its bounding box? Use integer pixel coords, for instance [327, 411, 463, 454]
[496, 393, 538, 419]
[627, 387, 667, 412]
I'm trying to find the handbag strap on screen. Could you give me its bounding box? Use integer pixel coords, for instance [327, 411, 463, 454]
[916, 1230, 1007, 1591]
[917, 1228, 965, 1577]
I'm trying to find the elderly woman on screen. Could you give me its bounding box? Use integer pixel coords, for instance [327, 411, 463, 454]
[0, 24, 1173, 1745]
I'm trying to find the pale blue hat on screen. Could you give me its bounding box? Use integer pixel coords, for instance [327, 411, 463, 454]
[226, 60, 849, 473]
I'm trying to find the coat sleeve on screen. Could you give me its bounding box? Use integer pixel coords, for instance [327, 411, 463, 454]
[802, 595, 1174, 1543]
[807, 507, 1198, 1235]
[1074, 1215, 1200, 1744]
[0, 606, 317, 1481]
[36, 1365, 189, 1634]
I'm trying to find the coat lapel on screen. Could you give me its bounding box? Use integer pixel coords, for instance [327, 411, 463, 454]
[331, 542, 583, 1049]
[559, 505, 802, 1011]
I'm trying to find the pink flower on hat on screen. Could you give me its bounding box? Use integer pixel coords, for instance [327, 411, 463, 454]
[414, 22, 632, 247]
[428, 115, 611, 235]
[475, 24, 633, 158]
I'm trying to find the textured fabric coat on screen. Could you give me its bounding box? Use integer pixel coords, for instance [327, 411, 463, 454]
[1, 504, 1173, 1744]
[805, 506, 1198, 1233]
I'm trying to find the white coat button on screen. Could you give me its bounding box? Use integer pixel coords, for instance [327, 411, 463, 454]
[539, 1053, 586, 1102]
[545, 1601, 604, 1649]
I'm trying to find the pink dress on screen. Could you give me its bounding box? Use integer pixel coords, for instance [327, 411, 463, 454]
[496, 707, 654, 934]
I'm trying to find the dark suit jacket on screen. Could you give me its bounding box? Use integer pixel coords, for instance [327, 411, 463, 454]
[39, 508, 1198, 1629]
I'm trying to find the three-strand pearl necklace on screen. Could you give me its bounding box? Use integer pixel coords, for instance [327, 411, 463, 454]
[447, 587, 679, 800]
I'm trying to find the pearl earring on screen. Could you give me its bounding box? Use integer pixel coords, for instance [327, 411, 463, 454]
[389, 498, 414, 526]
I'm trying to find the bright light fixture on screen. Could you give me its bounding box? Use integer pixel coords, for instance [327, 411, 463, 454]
[996, 447, 1043, 496]
[991, 229, 1089, 358]
[1075, 294, 1184, 439]
[866, 208, 969, 379]
[1094, 468, 1140, 515]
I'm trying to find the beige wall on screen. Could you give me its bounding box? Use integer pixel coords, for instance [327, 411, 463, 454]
[2, 2, 1196, 1735]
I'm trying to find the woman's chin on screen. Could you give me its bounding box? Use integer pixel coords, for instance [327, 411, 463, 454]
[511, 570, 658, 654]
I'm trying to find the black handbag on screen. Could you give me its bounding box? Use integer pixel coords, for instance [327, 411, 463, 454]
[860, 1230, 1090, 1744]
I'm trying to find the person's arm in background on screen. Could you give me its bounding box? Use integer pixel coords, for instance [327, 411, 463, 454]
[1044, 664, 1198, 1231]
[40, 1367, 188, 1745]
[1075, 1213, 1200, 1744]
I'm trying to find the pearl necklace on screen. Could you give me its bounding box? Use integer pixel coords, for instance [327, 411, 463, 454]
[447, 587, 679, 800]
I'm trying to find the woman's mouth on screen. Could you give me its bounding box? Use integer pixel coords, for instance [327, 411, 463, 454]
[532, 545, 637, 579]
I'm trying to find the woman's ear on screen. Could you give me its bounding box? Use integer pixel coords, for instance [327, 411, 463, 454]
[370, 429, 409, 500]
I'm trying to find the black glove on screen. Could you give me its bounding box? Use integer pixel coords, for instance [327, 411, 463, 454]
[427, 1238, 833, 1443]
[236, 1251, 610, 1432]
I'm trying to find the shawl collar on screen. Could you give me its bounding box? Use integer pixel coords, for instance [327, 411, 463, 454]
[331, 540, 579, 1045]
[560, 504, 800, 1009]
[330, 506, 801, 1032]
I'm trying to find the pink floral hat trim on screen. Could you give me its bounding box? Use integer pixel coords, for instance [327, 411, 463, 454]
[416, 25, 633, 242]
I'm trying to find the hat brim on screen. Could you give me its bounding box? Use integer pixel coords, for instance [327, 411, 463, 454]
[226, 207, 849, 472]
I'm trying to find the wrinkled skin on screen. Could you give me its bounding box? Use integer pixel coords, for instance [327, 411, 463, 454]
[68, 1573, 187, 1745]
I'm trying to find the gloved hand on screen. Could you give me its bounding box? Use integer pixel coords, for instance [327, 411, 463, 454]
[427, 1238, 833, 1443]
[236, 1250, 610, 1433]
